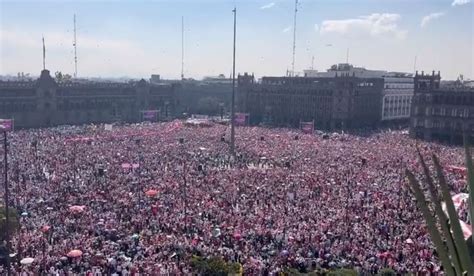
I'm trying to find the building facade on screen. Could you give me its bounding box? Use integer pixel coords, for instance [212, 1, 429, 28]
[409, 71, 474, 144]
[237, 72, 384, 130]
[381, 75, 414, 122]
[305, 64, 413, 123]
[0, 70, 176, 128]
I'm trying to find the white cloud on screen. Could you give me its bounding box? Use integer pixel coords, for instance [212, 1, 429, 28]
[314, 24, 319, 32]
[319, 13, 407, 39]
[282, 26, 291, 33]
[452, 0, 471, 6]
[260, 2, 275, 9]
[420, 12, 445, 28]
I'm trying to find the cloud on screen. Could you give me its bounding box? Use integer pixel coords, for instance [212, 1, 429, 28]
[282, 26, 291, 33]
[260, 2, 275, 9]
[420, 12, 445, 27]
[452, 0, 470, 6]
[314, 24, 319, 32]
[319, 13, 407, 39]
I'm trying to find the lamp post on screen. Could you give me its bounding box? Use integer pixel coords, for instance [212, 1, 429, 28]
[219, 102, 224, 120]
[73, 142, 77, 186]
[179, 138, 188, 233]
[136, 138, 142, 206]
[230, 7, 237, 155]
[14, 164, 21, 262]
[2, 129, 11, 276]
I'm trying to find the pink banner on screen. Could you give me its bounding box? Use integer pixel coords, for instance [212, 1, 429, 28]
[0, 119, 13, 131]
[121, 163, 140, 169]
[442, 193, 472, 240]
[300, 122, 314, 134]
[142, 110, 158, 120]
[234, 113, 249, 126]
[447, 165, 467, 176]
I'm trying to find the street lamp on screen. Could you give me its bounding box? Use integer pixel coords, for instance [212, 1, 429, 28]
[1, 127, 11, 276]
[179, 138, 188, 233]
[135, 138, 142, 205]
[230, 7, 237, 155]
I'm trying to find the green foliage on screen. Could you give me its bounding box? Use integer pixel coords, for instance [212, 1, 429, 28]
[377, 268, 396, 276]
[190, 255, 242, 275]
[327, 268, 358, 276]
[281, 268, 356, 276]
[54, 71, 72, 83]
[0, 206, 19, 241]
[405, 138, 474, 276]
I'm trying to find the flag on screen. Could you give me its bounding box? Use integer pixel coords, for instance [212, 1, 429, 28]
[300, 121, 314, 134]
[42, 36, 46, 69]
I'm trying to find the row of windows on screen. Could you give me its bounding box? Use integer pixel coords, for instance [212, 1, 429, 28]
[421, 107, 470, 118]
[383, 107, 410, 118]
[384, 95, 412, 102]
[385, 83, 414, 89]
[414, 119, 471, 129]
[357, 82, 374, 87]
[0, 103, 37, 112]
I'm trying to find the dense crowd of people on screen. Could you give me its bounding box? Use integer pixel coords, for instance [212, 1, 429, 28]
[0, 120, 469, 275]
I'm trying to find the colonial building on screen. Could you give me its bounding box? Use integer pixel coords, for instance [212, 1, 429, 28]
[409, 71, 474, 144]
[0, 70, 176, 128]
[237, 72, 384, 130]
[305, 64, 414, 124]
[381, 75, 414, 122]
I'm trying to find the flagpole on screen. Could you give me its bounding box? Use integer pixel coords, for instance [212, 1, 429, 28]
[42, 36, 46, 70]
[230, 7, 237, 155]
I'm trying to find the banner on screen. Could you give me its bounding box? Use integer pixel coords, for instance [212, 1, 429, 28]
[191, 114, 209, 120]
[446, 165, 467, 176]
[141, 110, 159, 121]
[143, 111, 157, 120]
[442, 193, 472, 239]
[300, 121, 314, 134]
[234, 113, 249, 126]
[104, 124, 113, 131]
[0, 119, 13, 131]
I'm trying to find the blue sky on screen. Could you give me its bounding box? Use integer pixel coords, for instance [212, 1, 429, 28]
[0, 0, 472, 80]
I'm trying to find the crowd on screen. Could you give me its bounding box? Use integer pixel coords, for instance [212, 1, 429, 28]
[0, 120, 469, 275]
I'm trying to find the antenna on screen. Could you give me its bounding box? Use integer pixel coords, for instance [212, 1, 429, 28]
[346, 48, 349, 64]
[42, 36, 46, 70]
[230, 7, 237, 155]
[311, 56, 314, 70]
[181, 16, 184, 80]
[73, 14, 78, 78]
[413, 55, 417, 74]
[291, 0, 298, 77]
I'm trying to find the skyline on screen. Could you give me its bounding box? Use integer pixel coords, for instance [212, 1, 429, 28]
[0, 0, 473, 80]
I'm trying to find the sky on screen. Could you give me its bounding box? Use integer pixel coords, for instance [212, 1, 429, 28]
[0, 0, 473, 80]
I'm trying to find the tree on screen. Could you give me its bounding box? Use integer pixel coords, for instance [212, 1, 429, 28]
[0, 206, 19, 241]
[55, 71, 63, 82]
[377, 268, 396, 276]
[190, 256, 242, 275]
[405, 136, 474, 275]
[327, 268, 358, 276]
[63, 74, 72, 82]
